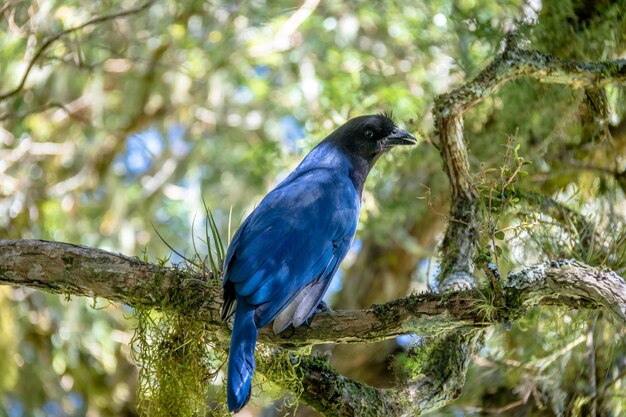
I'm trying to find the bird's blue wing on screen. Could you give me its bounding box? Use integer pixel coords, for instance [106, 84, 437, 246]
[223, 215, 251, 280]
[222, 169, 359, 329]
[221, 214, 253, 320]
[268, 235, 351, 333]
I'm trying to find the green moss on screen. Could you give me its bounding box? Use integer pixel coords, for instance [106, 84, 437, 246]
[256, 347, 304, 413]
[132, 307, 228, 417]
[371, 301, 401, 325]
[130, 210, 230, 417]
[292, 354, 388, 417]
[503, 287, 527, 320]
[129, 259, 227, 416]
[394, 331, 481, 389]
[393, 339, 434, 383]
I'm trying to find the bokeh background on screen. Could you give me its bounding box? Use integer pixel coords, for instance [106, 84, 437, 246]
[2, 0, 626, 416]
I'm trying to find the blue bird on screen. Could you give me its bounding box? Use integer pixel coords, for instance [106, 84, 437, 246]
[221, 113, 417, 412]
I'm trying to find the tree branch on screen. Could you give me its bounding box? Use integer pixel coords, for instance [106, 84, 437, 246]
[436, 38, 626, 118]
[261, 329, 482, 417]
[1, 240, 625, 343]
[433, 36, 626, 290]
[0, 1, 155, 101]
[505, 259, 626, 322]
[425, 35, 626, 417]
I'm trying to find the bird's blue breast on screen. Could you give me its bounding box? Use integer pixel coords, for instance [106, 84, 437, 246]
[222, 141, 360, 329]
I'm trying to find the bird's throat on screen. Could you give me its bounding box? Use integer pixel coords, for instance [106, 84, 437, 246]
[347, 153, 376, 196]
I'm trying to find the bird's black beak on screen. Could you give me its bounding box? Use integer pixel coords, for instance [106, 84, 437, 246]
[383, 128, 418, 147]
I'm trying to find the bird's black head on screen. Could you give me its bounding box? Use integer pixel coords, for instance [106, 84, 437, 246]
[327, 112, 417, 164]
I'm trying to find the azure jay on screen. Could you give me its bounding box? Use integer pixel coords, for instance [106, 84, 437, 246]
[221, 113, 416, 412]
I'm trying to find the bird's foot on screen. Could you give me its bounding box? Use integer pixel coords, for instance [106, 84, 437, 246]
[315, 300, 330, 313]
[303, 301, 334, 327]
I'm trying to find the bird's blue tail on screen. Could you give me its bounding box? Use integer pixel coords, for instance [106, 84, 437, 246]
[227, 300, 258, 413]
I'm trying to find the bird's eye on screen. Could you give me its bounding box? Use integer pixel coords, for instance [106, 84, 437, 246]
[364, 130, 374, 138]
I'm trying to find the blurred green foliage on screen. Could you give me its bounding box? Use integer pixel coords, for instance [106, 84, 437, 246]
[2, 0, 626, 416]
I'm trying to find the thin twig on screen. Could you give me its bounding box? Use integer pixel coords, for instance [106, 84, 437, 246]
[0, 0, 155, 101]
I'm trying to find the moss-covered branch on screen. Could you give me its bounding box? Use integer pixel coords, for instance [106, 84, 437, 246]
[259, 330, 483, 417]
[505, 259, 626, 322]
[2, 240, 626, 343]
[2, 240, 626, 415]
[434, 36, 626, 290]
[436, 36, 626, 117]
[0, 239, 224, 320]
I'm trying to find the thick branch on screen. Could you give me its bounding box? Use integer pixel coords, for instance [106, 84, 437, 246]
[0, 239, 223, 320]
[505, 259, 626, 322]
[436, 42, 626, 118]
[260, 330, 482, 417]
[433, 39, 626, 290]
[2, 240, 625, 343]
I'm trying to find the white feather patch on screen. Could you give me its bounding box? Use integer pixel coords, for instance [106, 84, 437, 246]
[292, 280, 327, 327]
[273, 290, 307, 334]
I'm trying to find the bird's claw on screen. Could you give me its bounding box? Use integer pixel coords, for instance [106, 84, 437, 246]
[315, 300, 330, 313]
[303, 301, 334, 327]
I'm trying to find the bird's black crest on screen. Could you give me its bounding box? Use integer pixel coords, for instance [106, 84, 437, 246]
[379, 109, 398, 128]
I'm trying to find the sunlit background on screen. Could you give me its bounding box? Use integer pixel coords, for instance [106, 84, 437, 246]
[2, 0, 626, 416]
